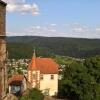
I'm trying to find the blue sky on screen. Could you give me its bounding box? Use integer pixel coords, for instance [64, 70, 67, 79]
[3, 0, 100, 38]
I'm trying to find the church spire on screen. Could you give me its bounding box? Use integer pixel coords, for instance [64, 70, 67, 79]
[33, 49, 36, 58]
[29, 49, 37, 70]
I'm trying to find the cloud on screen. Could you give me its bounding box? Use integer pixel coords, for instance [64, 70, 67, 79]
[50, 24, 57, 26]
[7, 23, 100, 38]
[7, 31, 24, 36]
[27, 24, 57, 33]
[72, 23, 89, 33]
[24, 24, 58, 37]
[73, 27, 87, 33]
[95, 27, 100, 33]
[35, 26, 41, 29]
[46, 24, 57, 33]
[47, 29, 56, 32]
[3, 0, 40, 15]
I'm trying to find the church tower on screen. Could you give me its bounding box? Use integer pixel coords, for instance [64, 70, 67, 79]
[0, 0, 7, 99]
[28, 50, 40, 88]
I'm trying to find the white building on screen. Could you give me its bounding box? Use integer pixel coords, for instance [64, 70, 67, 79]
[28, 52, 59, 96]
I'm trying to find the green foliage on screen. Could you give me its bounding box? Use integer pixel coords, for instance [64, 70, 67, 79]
[20, 88, 44, 100]
[54, 55, 74, 65]
[84, 56, 100, 83]
[7, 36, 100, 59]
[58, 56, 100, 100]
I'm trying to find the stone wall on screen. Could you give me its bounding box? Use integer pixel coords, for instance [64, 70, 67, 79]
[0, 1, 7, 99]
[0, 4, 6, 36]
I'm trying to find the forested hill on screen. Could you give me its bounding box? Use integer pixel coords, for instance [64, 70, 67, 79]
[6, 36, 100, 59]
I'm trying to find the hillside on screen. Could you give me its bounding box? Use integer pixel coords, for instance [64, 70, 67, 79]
[6, 36, 100, 59]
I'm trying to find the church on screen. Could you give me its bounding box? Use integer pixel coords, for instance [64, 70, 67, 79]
[8, 51, 59, 96]
[28, 51, 59, 96]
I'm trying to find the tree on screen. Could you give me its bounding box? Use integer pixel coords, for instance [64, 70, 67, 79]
[58, 58, 100, 100]
[84, 56, 100, 83]
[20, 88, 44, 100]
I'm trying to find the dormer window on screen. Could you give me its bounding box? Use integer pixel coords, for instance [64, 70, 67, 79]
[51, 75, 54, 80]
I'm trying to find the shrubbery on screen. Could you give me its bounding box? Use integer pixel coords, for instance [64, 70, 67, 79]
[58, 56, 100, 100]
[20, 88, 44, 100]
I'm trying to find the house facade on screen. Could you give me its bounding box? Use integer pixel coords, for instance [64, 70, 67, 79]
[0, 1, 7, 99]
[28, 53, 59, 96]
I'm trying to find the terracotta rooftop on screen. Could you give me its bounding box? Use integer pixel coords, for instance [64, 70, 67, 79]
[8, 75, 24, 85]
[28, 58, 59, 74]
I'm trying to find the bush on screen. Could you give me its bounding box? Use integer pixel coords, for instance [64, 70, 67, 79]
[20, 88, 44, 100]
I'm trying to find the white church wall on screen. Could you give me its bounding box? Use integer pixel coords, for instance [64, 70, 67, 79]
[40, 74, 58, 96]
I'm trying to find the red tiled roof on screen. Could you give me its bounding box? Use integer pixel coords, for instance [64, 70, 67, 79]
[28, 58, 59, 74]
[8, 75, 24, 85]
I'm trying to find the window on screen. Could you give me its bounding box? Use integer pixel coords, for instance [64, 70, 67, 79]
[40, 74, 43, 80]
[51, 75, 54, 80]
[33, 74, 36, 79]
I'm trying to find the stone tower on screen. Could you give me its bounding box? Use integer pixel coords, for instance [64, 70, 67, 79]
[0, 0, 7, 99]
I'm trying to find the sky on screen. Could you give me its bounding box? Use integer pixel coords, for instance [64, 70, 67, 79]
[2, 0, 100, 38]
